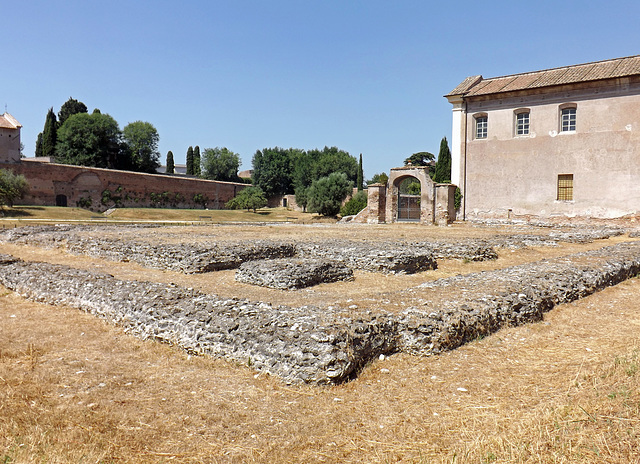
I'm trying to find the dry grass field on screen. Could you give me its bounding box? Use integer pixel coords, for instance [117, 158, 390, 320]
[1, 219, 640, 463]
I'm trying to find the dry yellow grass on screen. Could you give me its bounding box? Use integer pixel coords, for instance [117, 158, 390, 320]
[1, 223, 640, 463]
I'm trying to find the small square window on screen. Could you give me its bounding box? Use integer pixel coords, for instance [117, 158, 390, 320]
[561, 107, 576, 132]
[475, 116, 487, 139]
[557, 174, 573, 201]
[516, 112, 530, 136]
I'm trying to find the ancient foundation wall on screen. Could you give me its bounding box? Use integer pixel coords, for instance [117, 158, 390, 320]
[1, 237, 639, 384]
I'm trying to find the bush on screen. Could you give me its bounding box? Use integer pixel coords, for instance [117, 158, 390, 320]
[307, 172, 352, 216]
[340, 190, 367, 217]
[225, 186, 267, 212]
[455, 186, 463, 210]
[0, 169, 29, 207]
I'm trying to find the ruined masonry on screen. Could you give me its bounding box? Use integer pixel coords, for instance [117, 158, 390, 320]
[1, 239, 640, 384]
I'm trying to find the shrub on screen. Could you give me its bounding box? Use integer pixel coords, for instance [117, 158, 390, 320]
[0, 169, 29, 207]
[307, 172, 352, 217]
[340, 190, 367, 217]
[225, 186, 267, 212]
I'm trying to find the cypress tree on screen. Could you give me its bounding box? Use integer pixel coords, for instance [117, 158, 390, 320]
[357, 153, 364, 191]
[42, 108, 58, 157]
[434, 137, 452, 183]
[35, 132, 43, 157]
[193, 146, 201, 177]
[166, 151, 175, 173]
[186, 146, 194, 175]
[58, 97, 88, 127]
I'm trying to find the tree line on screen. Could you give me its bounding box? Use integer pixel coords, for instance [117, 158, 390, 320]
[35, 97, 161, 174]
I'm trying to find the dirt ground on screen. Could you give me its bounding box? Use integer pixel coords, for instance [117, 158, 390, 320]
[1, 222, 640, 463]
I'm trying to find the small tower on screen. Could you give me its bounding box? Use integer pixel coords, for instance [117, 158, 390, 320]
[0, 113, 22, 163]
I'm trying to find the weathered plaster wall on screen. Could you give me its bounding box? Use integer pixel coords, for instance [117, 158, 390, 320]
[0, 127, 21, 164]
[453, 78, 640, 219]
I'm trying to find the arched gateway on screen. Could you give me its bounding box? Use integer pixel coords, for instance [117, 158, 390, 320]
[365, 166, 457, 226]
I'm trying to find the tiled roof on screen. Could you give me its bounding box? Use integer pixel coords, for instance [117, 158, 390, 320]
[446, 55, 640, 98]
[0, 113, 22, 129]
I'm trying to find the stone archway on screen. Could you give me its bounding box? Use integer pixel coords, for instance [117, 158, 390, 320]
[396, 176, 421, 221]
[386, 166, 435, 224]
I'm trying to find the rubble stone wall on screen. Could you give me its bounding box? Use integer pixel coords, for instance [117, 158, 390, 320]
[1, 240, 640, 384]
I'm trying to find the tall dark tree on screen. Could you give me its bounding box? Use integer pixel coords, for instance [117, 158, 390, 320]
[35, 133, 43, 157]
[166, 151, 175, 173]
[186, 146, 194, 175]
[357, 153, 364, 191]
[57, 97, 88, 127]
[252, 147, 294, 198]
[56, 112, 122, 168]
[434, 137, 452, 183]
[41, 108, 58, 157]
[193, 146, 201, 177]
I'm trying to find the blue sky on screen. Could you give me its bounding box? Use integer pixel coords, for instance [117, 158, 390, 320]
[4, 1, 640, 179]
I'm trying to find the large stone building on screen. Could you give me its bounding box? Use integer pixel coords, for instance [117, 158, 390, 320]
[446, 55, 640, 220]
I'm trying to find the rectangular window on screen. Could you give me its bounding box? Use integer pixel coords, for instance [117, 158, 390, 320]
[557, 174, 573, 201]
[561, 107, 576, 132]
[516, 112, 530, 136]
[475, 116, 487, 139]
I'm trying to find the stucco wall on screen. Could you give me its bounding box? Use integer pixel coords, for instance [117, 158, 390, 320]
[3, 160, 246, 210]
[453, 77, 640, 219]
[0, 127, 21, 164]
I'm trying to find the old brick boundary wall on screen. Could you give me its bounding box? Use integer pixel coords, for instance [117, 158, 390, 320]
[1, 160, 247, 211]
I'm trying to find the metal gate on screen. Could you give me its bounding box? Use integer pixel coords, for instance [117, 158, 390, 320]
[397, 194, 420, 221]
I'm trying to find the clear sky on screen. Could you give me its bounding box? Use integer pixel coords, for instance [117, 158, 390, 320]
[4, 1, 640, 179]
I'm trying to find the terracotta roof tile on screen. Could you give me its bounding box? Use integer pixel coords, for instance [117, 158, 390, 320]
[0, 113, 21, 129]
[446, 55, 640, 98]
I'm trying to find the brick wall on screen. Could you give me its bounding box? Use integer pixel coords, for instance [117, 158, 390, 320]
[2, 160, 246, 211]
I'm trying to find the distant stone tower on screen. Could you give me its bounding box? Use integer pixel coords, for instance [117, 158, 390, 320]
[0, 113, 22, 163]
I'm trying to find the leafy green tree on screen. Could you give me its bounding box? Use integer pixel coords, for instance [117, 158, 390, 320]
[57, 97, 88, 127]
[41, 108, 58, 158]
[308, 146, 358, 183]
[357, 153, 364, 191]
[56, 112, 122, 168]
[0, 169, 29, 207]
[225, 186, 267, 212]
[404, 151, 435, 166]
[201, 147, 241, 182]
[122, 121, 161, 173]
[398, 177, 421, 194]
[307, 172, 353, 216]
[291, 149, 313, 210]
[252, 147, 294, 198]
[186, 146, 194, 175]
[166, 151, 175, 173]
[340, 190, 367, 216]
[366, 172, 389, 186]
[434, 137, 452, 183]
[193, 146, 201, 177]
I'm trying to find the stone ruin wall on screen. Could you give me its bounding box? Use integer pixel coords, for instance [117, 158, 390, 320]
[0, 225, 635, 385]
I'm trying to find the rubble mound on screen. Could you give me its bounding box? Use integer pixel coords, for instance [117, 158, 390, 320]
[236, 258, 354, 289]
